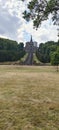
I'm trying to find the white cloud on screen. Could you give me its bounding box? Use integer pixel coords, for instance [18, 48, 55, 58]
[18, 18, 58, 44]
[0, 0, 58, 45]
[0, 34, 8, 39]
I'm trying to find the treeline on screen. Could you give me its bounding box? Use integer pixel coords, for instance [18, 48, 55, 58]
[0, 38, 25, 62]
[36, 41, 59, 64]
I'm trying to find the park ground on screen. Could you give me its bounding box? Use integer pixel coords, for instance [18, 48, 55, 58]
[0, 65, 59, 130]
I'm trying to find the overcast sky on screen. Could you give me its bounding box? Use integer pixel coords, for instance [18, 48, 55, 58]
[0, 0, 58, 45]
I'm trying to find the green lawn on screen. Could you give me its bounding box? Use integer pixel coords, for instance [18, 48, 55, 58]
[19, 53, 28, 63]
[33, 53, 42, 64]
[0, 65, 59, 130]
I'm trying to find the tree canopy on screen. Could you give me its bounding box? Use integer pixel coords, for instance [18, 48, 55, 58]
[51, 47, 59, 71]
[36, 40, 59, 63]
[0, 38, 25, 62]
[23, 0, 59, 28]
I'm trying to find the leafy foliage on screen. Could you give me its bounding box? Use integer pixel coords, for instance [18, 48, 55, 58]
[36, 41, 59, 63]
[51, 47, 59, 65]
[0, 38, 25, 62]
[23, 0, 59, 28]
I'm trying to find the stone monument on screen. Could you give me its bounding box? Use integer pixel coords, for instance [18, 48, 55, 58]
[25, 36, 37, 53]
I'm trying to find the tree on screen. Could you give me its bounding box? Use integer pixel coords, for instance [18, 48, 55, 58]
[51, 48, 59, 71]
[18, 42, 24, 51]
[36, 41, 57, 63]
[23, 0, 59, 28]
[0, 38, 25, 62]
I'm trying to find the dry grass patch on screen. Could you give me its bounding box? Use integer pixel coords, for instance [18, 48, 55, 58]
[0, 65, 59, 130]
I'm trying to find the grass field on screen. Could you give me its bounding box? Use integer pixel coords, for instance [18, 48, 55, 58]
[0, 65, 59, 130]
[33, 53, 42, 64]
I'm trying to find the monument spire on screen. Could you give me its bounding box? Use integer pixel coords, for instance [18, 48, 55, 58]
[30, 35, 33, 42]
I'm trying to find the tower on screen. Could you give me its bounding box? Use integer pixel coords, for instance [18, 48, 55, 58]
[30, 35, 33, 43]
[25, 35, 37, 53]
